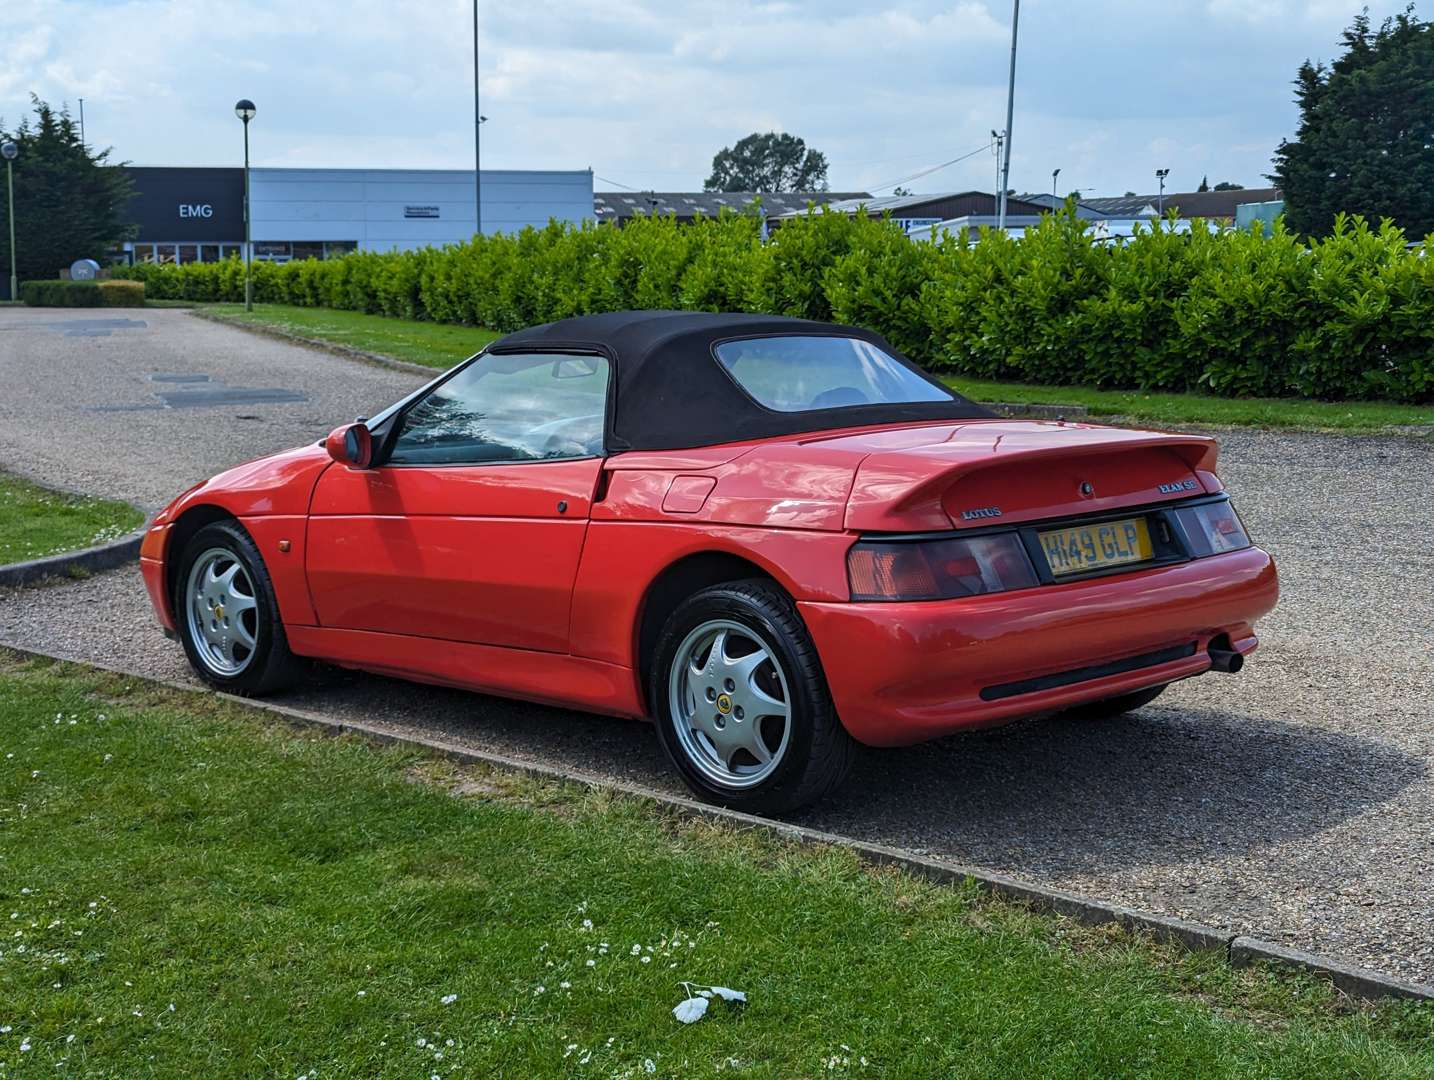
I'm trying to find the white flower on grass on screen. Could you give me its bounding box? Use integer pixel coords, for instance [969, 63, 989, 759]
[672, 996, 708, 1024]
[581, 918, 593, 931]
[559, 981, 570, 989]
[631, 944, 641, 956]
[20, 1039, 31, 1052]
[440, 994, 457, 1005]
[585, 959, 595, 967]
[644, 1060, 656, 1074]
[640, 955, 651, 964]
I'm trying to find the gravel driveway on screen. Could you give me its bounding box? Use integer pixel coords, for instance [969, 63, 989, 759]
[1, 307, 1431, 986]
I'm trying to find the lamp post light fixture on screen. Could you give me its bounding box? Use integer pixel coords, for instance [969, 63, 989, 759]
[475, 113, 488, 238]
[990, 130, 1004, 217]
[1155, 168, 1170, 217]
[2, 140, 17, 303]
[1051, 167, 1061, 202]
[234, 99, 256, 312]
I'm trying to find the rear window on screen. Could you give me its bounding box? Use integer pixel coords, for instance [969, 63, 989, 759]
[713, 335, 953, 412]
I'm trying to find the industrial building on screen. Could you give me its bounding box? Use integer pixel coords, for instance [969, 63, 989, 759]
[593, 190, 867, 226]
[767, 191, 1051, 234]
[119, 166, 594, 265]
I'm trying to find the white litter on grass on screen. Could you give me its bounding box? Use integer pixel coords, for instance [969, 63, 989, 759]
[643, 1060, 656, 1073]
[440, 994, 458, 1005]
[710, 987, 746, 1003]
[672, 997, 708, 1024]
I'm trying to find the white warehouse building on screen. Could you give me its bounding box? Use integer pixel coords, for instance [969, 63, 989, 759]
[119, 166, 594, 265]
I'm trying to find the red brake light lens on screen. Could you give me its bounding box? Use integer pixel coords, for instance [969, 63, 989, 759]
[848, 534, 1038, 601]
[1175, 501, 1251, 556]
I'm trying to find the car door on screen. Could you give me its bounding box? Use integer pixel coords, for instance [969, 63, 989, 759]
[305, 351, 610, 654]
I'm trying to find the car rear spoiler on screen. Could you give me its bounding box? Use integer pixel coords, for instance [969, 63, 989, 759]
[844, 428, 1220, 533]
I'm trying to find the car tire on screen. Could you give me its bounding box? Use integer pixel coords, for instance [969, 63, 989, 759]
[1061, 683, 1168, 721]
[650, 579, 856, 813]
[174, 520, 303, 696]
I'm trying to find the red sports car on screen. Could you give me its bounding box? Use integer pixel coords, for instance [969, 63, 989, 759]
[140, 311, 1278, 811]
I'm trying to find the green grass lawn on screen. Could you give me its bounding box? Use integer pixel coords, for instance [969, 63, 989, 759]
[0, 473, 144, 565]
[197, 304, 1431, 433]
[202, 304, 501, 369]
[1, 655, 1429, 1078]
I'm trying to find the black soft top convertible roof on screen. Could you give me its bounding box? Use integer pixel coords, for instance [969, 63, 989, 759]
[488, 310, 994, 452]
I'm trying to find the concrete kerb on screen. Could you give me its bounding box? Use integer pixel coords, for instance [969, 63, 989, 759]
[2, 640, 1429, 1003]
[0, 519, 150, 588]
[186, 308, 441, 377]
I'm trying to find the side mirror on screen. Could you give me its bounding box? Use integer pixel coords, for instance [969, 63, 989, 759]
[325, 422, 374, 468]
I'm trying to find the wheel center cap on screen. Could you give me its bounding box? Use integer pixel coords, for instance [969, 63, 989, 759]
[715, 693, 732, 715]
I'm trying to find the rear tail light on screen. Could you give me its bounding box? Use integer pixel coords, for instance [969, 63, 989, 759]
[848, 534, 1038, 601]
[1175, 501, 1252, 556]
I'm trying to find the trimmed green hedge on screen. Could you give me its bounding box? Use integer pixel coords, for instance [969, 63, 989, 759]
[21, 278, 146, 307]
[113, 209, 1434, 402]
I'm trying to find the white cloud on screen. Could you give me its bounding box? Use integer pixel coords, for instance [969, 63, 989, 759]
[0, 0, 1418, 196]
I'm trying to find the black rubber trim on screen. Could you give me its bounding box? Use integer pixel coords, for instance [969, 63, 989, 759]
[979, 642, 1198, 702]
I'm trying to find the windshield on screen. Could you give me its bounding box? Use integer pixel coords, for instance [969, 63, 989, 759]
[713, 335, 953, 412]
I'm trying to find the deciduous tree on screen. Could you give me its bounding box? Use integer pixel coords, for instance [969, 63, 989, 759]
[704, 132, 829, 193]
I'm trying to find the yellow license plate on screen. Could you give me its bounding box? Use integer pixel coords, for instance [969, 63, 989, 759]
[1039, 518, 1153, 576]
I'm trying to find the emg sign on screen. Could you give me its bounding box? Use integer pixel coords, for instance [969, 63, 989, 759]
[179, 204, 214, 218]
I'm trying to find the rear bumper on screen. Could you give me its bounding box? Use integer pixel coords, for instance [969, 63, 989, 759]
[799, 546, 1278, 747]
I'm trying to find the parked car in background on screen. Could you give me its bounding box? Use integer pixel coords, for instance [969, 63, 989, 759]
[139, 311, 1278, 811]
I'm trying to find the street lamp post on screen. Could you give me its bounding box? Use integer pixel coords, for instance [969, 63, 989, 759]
[1051, 167, 1060, 202]
[1155, 168, 1170, 217]
[475, 114, 488, 238]
[2, 141, 17, 303]
[997, 0, 1021, 231]
[234, 100, 256, 312]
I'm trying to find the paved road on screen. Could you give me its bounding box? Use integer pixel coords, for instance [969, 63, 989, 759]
[0, 307, 428, 510]
[1, 307, 1431, 985]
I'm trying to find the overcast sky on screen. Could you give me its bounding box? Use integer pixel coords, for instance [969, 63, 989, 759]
[1, 0, 1416, 197]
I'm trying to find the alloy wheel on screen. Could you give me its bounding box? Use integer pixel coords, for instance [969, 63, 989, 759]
[184, 547, 260, 677]
[667, 618, 792, 789]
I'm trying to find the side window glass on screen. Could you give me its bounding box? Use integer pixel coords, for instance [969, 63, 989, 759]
[388, 353, 609, 466]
